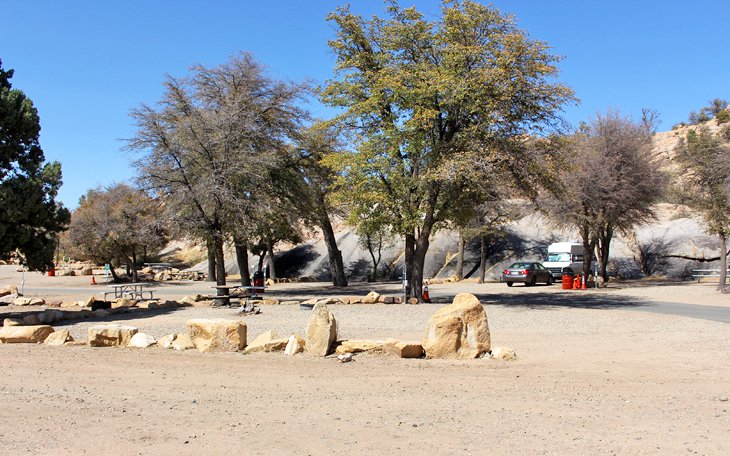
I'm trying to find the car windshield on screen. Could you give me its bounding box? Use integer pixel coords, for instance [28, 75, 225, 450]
[508, 263, 531, 269]
[546, 253, 571, 262]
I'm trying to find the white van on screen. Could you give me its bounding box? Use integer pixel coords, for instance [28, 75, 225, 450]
[542, 242, 587, 279]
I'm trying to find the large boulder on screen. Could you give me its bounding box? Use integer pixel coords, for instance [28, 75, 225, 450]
[422, 293, 490, 359]
[383, 339, 424, 359]
[305, 303, 337, 356]
[0, 325, 55, 343]
[0, 294, 18, 305]
[244, 330, 288, 354]
[88, 324, 139, 347]
[12, 297, 33, 306]
[334, 340, 383, 355]
[186, 319, 247, 352]
[3, 318, 22, 326]
[112, 298, 137, 309]
[44, 330, 73, 346]
[0, 285, 19, 297]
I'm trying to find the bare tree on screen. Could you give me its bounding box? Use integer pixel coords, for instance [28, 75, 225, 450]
[66, 184, 167, 282]
[127, 53, 307, 287]
[545, 111, 666, 280]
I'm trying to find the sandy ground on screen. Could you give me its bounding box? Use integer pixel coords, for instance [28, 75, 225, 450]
[1, 266, 729, 455]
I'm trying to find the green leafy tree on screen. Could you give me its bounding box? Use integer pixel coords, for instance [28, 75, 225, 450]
[322, 1, 574, 298]
[674, 127, 730, 290]
[0, 59, 70, 270]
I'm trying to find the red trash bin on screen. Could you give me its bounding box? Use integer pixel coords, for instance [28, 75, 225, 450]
[47, 265, 56, 277]
[561, 274, 573, 290]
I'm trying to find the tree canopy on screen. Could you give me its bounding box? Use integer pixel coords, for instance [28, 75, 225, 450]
[544, 111, 665, 279]
[322, 0, 574, 298]
[0, 59, 70, 270]
[66, 183, 167, 282]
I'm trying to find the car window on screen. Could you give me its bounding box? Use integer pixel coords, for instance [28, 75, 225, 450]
[509, 263, 528, 269]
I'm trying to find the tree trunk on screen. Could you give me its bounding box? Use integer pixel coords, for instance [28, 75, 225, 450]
[213, 232, 226, 286]
[580, 224, 596, 279]
[108, 260, 121, 283]
[719, 232, 727, 291]
[267, 242, 277, 280]
[455, 233, 465, 280]
[411, 235, 429, 302]
[131, 250, 138, 283]
[404, 233, 416, 299]
[597, 225, 613, 281]
[366, 234, 381, 282]
[479, 236, 487, 284]
[320, 215, 348, 287]
[206, 238, 216, 282]
[234, 240, 251, 286]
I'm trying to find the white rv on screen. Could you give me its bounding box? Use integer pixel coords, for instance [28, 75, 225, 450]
[542, 242, 588, 278]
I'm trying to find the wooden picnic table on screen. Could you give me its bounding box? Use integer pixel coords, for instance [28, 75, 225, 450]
[104, 283, 154, 301]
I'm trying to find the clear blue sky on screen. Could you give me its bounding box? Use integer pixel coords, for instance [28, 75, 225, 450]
[1, 0, 728, 208]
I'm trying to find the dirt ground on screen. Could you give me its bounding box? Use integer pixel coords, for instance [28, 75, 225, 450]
[1, 267, 729, 455]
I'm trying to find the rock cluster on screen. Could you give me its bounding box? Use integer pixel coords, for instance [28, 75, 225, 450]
[0, 292, 514, 363]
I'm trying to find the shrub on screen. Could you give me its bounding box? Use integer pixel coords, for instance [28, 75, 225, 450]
[715, 109, 730, 125]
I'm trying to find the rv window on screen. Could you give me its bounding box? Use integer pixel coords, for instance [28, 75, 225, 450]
[547, 253, 570, 262]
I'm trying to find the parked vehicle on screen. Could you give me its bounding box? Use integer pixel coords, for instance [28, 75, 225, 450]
[542, 242, 592, 279]
[502, 261, 553, 286]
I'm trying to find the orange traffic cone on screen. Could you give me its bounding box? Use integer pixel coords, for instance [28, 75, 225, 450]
[422, 284, 431, 303]
[90, 275, 96, 285]
[573, 275, 580, 290]
[581, 275, 587, 290]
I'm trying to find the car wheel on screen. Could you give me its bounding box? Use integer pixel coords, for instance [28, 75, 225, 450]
[547, 275, 553, 285]
[506, 282, 513, 287]
[528, 276, 537, 286]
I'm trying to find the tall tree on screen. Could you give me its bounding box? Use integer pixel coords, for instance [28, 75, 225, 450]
[674, 127, 730, 290]
[128, 53, 306, 286]
[287, 123, 349, 286]
[545, 111, 665, 280]
[0, 59, 70, 270]
[66, 184, 167, 282]
[322, 1, 574, 298]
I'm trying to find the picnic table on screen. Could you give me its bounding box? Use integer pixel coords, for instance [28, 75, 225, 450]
[209, 284, 265, 308]
[104, 283, 155, 301]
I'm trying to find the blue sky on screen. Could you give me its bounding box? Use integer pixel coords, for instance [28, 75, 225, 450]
[1, 0, 728, 208]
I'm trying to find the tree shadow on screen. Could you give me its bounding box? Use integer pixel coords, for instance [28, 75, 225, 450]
[473, 290, 646, 310]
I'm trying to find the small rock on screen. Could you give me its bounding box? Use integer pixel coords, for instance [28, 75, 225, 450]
[337, 353, 353, 363]
[491, 346, 517, 361]
[335, 339, 383, 355]
[158, 333, 177, 349]
[383, 339, 424, 358]
[128, 333, 157, 348]
[44, 330, 73, 346]
[13, 297, 33, 306]
[363, 291, 380, 304]
[172, 333, 195, 351]
[244, 330, 288, 354]
[284, 334, 305, 355]
[3, 318, 22, 327]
